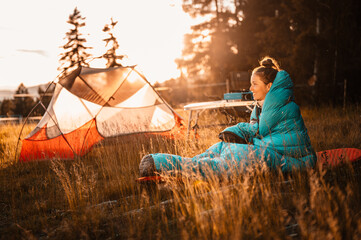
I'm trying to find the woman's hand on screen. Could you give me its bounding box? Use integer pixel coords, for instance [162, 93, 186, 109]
[218, 131, 249, 144]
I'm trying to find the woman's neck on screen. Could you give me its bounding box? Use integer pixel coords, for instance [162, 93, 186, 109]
[257, 100, 265, 107]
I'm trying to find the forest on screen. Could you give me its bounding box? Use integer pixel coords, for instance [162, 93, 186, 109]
[1, 0, 360, 115]
[169, 0, 361, 105]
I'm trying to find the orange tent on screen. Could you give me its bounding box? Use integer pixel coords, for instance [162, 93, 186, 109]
[19, 66, 186, 162]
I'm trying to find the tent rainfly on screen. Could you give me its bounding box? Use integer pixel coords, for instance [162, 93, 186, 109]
[19, 66, 186, 162]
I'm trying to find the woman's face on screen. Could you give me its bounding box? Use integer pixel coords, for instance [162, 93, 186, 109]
[250, 74, 272, 101]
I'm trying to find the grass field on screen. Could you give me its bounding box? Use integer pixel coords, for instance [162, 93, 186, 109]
[0, 105, 360, 239]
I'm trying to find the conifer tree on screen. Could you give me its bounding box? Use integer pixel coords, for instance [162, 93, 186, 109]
[0, 99, 15, 117]
[13, 83, 36, 117]
[179, 0, 361, 102]
[178, 0, 243, 82]
[58, 7, 92, 75]
[102, 18, 125, 68]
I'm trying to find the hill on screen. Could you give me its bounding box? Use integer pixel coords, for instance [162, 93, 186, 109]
[0, 83, 51, 101]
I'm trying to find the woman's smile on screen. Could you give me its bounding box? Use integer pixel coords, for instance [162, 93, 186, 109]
[250, 74, 272, 101]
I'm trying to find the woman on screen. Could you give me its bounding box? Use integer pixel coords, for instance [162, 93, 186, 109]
[139, 57, 317, 177]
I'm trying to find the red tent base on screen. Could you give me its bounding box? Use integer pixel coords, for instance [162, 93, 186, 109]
[20, 119, 104, 162]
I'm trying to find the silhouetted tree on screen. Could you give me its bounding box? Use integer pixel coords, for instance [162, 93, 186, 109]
[58, 7, 92, 76]
[312, 0, 361, 103]
[102, 18, 125, 68]
[178, 0, 241, 83]
[13, 83, 36, 117]
[0, 99, 15, 116]
[270, 0, 361, 103]
[179, 0, 361, 103]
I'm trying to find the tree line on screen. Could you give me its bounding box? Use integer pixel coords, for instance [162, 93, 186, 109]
[2, 1, 360, 118]
[0, 8, 125, 118]
[176, 0, 361, 104]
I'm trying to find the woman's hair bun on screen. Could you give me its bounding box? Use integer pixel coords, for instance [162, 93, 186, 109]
[252, 56, 280, 84]
[259, 57, 280, 70]
[261, 58, 274, 68]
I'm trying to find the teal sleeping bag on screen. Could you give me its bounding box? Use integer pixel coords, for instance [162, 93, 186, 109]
[151, 71, 316, 175]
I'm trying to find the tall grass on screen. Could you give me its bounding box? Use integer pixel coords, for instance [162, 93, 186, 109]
[0, 105, 360, 239]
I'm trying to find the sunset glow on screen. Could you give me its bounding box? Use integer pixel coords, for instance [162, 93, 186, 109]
[0, 0, 193, 89]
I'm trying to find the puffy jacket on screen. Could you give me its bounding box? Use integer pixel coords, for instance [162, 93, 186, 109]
[151, 70, 316, 175]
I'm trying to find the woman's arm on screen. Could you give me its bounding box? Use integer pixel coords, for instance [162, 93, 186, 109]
[218, 106, 260, 144]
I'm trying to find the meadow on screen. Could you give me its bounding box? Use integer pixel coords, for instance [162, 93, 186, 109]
[0, 105, 360, 239]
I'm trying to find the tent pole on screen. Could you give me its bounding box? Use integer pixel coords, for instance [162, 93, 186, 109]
[14, 101, 42, 162]
[38, 101, 77, 159]
[79, 118, 97, 156]
[14, 81, 59, 162]
[15, 68, 68, 162]
[92, 67, 134, 119]
[133, 67, 183, 120]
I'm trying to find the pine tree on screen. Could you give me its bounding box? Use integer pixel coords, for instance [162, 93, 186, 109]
[178, 0, 241, 82]
[102, 18, 125, 68]
[58, 7, 92, 76]
[13, 83, 36, 117]
[0, 99, 15, 117]
[179, 0, 361, 103]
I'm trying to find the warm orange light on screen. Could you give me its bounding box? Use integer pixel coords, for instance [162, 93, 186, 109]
[0, 0, 195, 89]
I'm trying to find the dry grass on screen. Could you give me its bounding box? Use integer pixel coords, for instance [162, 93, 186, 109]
[0, 105, 360, 239]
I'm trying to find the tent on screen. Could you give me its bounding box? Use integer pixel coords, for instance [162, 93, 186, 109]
[19, 66, 186, 162]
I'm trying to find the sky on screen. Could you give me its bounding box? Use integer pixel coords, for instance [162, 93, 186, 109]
[0, 0, 194, 90]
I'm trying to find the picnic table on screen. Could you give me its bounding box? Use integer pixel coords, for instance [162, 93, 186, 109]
[183, 100, 255, 137]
